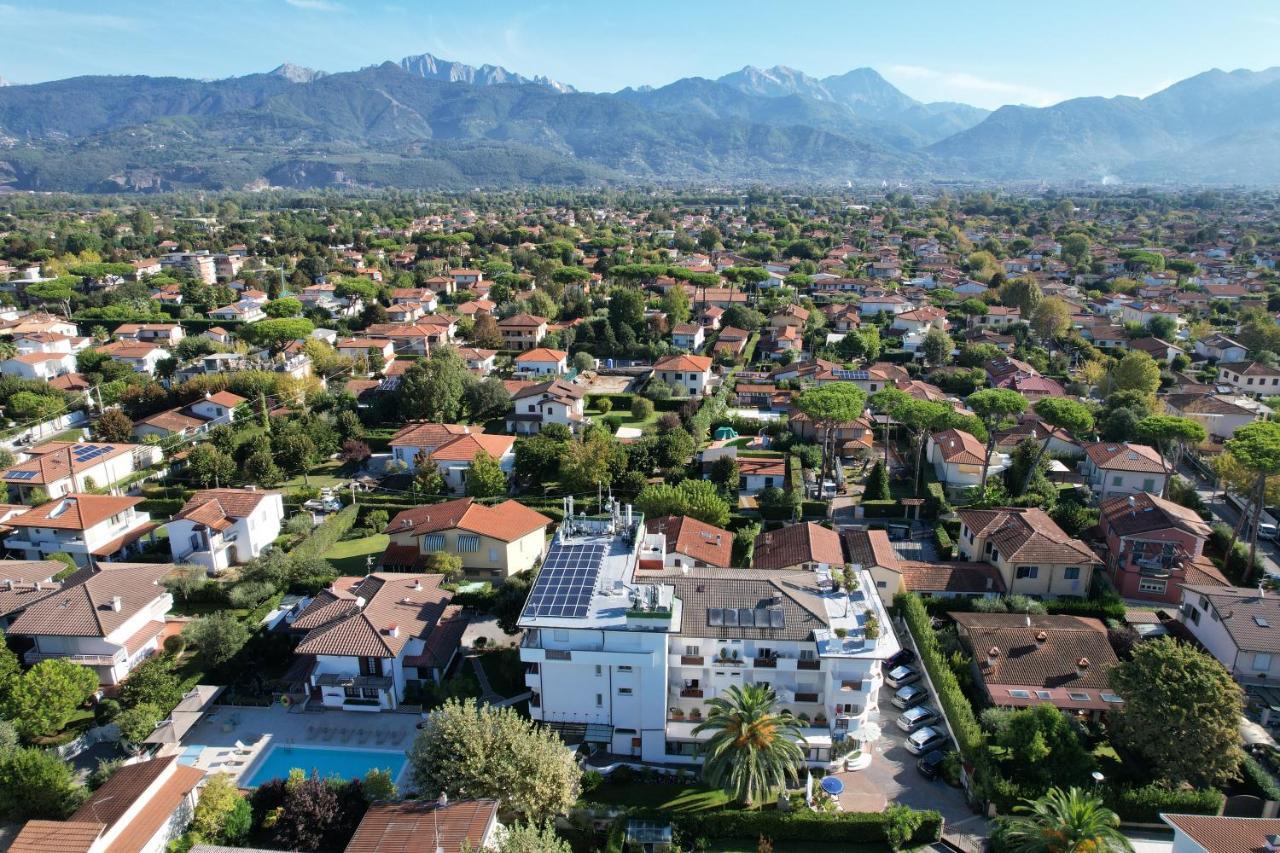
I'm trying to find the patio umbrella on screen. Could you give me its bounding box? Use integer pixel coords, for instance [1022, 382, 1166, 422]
[820, 776, 845, 796]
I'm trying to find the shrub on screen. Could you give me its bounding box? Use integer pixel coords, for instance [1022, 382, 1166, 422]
[924, 481, 950, 518]
[1242, 754, 1280, 801]
[934, 523, 954, 559]
[227, 581, 276, 610]
[596, 398, 613, 415]
[1103, 783, 1223, 823]
[631, 397, 655, 420]
[672, 808, 942, 846]
[859, 500, 903, 518]
[94, 698, 121, 725]
[163, 634, 187, 656]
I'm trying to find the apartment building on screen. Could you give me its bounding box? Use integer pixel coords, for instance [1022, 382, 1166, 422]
[520, 502, 899, 769]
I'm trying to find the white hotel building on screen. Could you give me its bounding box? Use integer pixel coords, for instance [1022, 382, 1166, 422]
[519, 502, 899, 768]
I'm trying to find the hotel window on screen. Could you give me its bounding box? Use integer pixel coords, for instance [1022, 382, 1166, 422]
[685, 644, 700, 656]
[458, 535, 480, 553]
[422, 534, 445, 552]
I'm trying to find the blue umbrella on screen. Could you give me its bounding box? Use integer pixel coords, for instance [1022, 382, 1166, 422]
[820, 775, 845, 796]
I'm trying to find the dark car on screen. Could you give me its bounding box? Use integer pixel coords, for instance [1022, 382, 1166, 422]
[884, 648, 916, 671]
[916, 749, 946, 779]
[891, 684, 928, 710]
[906, 726, 951, 755]
[885, 664, 921, 689]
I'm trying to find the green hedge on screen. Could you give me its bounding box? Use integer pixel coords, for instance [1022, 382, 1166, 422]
[291, 504, 357, 564]
[1043, 597, 1126, 622]
[673, 807, 942, 845]
[1242, 755, 1280, 801]
[934, 523, 954, 559]
[860, 500, 904, 519]
[801, 500, 828, 518]
[897, 594, 987, 766]
[1103, 783, 1223, 824]
[924, 481, 950, 518]
[787, 452, 804, 497]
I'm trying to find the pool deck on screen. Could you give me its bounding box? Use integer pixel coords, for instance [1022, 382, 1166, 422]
[163, 704, 421, 787]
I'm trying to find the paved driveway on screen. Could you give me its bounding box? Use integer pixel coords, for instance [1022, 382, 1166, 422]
[831, 679, 987, 847]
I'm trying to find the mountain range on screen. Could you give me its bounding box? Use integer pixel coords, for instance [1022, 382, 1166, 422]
[0, 53, 1278, 191]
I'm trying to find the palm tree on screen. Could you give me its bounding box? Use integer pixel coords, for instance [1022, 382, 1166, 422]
[692, 683, 807, 806]
[1001, 787, 1133, 853]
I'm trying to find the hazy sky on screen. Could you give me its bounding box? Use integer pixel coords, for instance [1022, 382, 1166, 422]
[5, 0, 1280, 108]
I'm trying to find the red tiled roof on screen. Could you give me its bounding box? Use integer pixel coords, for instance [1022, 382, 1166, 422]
[294, 573, 452, 659]
[1083, 442, 1166, 473]
[957, 507, 1099, 565]
[7, 493, 143, 530]
[1162, 814, 1280, 853]
[384, 498, 550, 543]
[753, 522, 843, 570]
[654, 353, 713, 372]
[646, 515, 733, 567]
[347, 799, 498, 853]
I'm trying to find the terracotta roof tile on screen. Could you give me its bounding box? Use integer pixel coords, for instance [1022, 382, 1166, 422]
[646, 515, 733, 567]
[294, 573, 453, 658]
[346, 799, 498, 853]
[1162, 814, 1280, 853]
[1083, 441, 1167, 473]
[9, 562, 173, 638]
[957, 507, 1099, 565]
[753, 522, 844, 571]
[6, 493, 143, 531]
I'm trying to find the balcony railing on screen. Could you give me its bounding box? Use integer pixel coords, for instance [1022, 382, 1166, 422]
[26, 650, 122, 667]
[680, 655, 704, 666]
[798, 659, 821, 670]
[680, 688, 704, 698]
[794, 692, 820, 703]
[754, 657, 777, 668]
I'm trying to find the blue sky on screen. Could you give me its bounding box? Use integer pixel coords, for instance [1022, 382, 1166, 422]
[4, 0, 1280, 108]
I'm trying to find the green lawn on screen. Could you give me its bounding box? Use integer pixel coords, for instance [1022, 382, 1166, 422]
[584, 782, 731, 813]
[45, 428, 86, 444]
[279, 459, 349, 491]
[327, 533, 389, 575]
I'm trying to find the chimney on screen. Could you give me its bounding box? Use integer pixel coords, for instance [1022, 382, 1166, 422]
[437, 791, 448, 807]
[986, 646, 1001, 668]
[413, 578, 423, 592]
[1076, 657, 1090, 678]
[387, 624, 400, 638]
[111, 595, 122, 612]
[1036, 630, 1048, 644]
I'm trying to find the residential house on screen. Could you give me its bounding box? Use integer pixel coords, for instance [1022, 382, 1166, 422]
[388, 423, 480, 469]
[0, 560, 70, 628]
[95, 341, 171, 375]
[292, 573, 466, 710]
[208, 300, 266, 323]
[346, 799, 501, 853]
[892, 307, 948, 334]
[0, 351, 76, 380]
[429, 433, 517, 494]
[753, 522, 844, 573]
[8, 561, 174, 684]
[450, 268, 483, 288]
[454, 298, 495, 318]
[507, 379, 588, 435]
[379, 497, 551, 582]
[1081, 442, 1170, 501]
[1128, 337, 1184, 364]
[1096, 491, 1225, 605]
[1217, 361, 1280, 397]
[0, 441, 160, 502]
[846, 528, 1005, 606]
[1120, 301, 1180, 327]
[672, 323, 706, 350]
[1194, 333, 1248, 363]
[950, 612, 1122, 716]
[4, 494, 159, 568]
[955, 507, 1099, 598]
[975, 305, 1021, 328]
[9, 756, 204, 853]
[857, 293, 910, 317]
[643, 515, 733, 569]
[1161, 815, 1280, 853]
[457, 347, 497, 376]
[1164, 393, 1261, 440]
[1178, 585, 1280, 683]
[653, 354, 714, 396]
[737, 457, 787, 493]
[522, 510, 901, 767]
[114, 323, 185, 346]
[131, 408, 210, 441]
[513, 347, 568, 376]
[712, 327, 750, 360]
[188, 391, 246, 427]
[13, 331, 90, 355]
[497, 314, 548, 351]
[167, 487, 285, 575]
[927, 428, 1009, 496]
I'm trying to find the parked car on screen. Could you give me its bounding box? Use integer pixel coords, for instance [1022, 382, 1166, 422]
[896, 705, 940, 733]
[906, 726, 951, 755]
[884, 648, 916, 671]
[885, 664, 920, 688]
[891, 684, 929, 710]
[916, 749, 947, 779]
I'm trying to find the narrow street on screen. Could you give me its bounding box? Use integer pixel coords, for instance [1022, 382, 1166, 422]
[1178, 460, 1280, 579]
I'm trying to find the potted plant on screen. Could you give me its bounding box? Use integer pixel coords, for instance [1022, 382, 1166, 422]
[689, 707, 703, 721]
[798, 712, 811, 725]
[669, 707, 684, 720]
[864, 614, 881, 640]
[814, 712, 828, 726]
[731, 648, 740, 661]
[834, 627, 848, 639]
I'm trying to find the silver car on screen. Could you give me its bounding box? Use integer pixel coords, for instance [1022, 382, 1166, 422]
[896, 705, 940, 733]
[906, 726, 951, 755]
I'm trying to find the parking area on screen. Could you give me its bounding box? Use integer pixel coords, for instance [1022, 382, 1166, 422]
[831, 670, 986, 845]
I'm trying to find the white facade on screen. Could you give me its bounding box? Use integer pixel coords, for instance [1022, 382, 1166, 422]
[167, 492, 284, 574]
[1178, 586, 1280, 682]
[0, 352, 76, 380]
[520, 508, 899, 769]
[4, 505, 155, 567]
[23, 590, 171, 685]
[1081, 459, 1168, 502]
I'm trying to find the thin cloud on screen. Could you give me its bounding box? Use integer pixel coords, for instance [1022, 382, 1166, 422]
[885, 64, 1064, 108]
[285, 0, 344, 11]
[0, 3, 137, 30]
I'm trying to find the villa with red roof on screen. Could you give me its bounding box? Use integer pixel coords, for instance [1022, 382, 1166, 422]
[956, 507, 1100, 599]
[653, 353, 714, 396]
[425, 433, 517, 494]
[927, 428, 1009, 495]
[1081, 442, 1170, 501]
[381, 497, 551, 581]
[513, 347, 568, 376]
[167, 487, 285, 574]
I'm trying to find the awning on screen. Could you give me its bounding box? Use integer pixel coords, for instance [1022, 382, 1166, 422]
[122, 620, 166, 656]
[145, 684, 225, 744]
[90, 521, 160, 556]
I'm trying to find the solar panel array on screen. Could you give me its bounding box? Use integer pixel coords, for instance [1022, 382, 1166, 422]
[706, 607, 785, 629]
[524, 543, 608, 618]
[71, 444, 114, 464]
[4, 470, 36, 480]
[831, 369, 869, 381]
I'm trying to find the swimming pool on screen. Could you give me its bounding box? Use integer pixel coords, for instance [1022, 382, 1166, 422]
[242, 744, 408, 788]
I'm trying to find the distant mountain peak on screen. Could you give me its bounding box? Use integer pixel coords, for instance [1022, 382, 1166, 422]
[269, 62, 326, 83]
[397, 51, 575, 92]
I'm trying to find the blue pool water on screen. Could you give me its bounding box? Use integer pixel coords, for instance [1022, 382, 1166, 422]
[243, 744, 407, 787]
